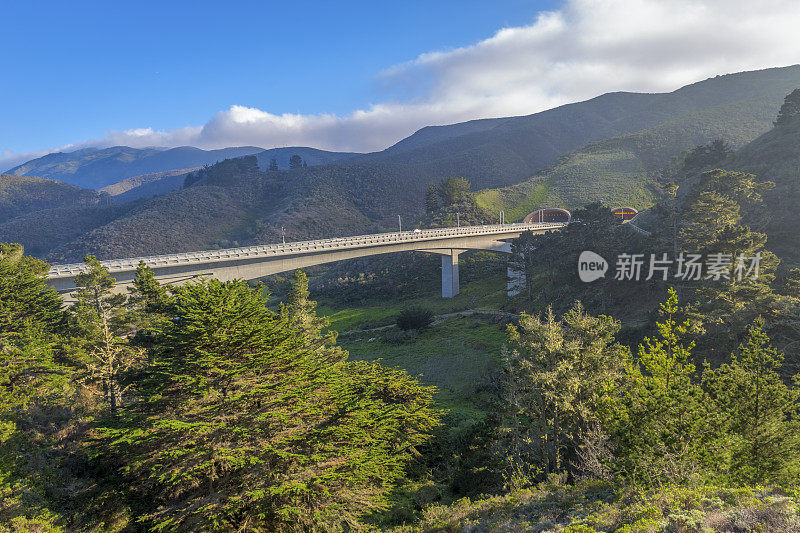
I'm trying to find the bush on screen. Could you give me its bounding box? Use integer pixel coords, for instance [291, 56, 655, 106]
[397, 307, 434, 330]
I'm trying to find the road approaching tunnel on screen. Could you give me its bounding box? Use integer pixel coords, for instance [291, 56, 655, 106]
[523, 208, 572, 223]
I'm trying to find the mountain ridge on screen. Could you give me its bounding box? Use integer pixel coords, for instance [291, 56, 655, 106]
[4, 65, 800, 263]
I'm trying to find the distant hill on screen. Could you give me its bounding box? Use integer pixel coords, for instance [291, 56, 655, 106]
[5, 65, 800, 263]
[0, 174, 107, 224]
[253, 147, 358, 170]
[5, 146, 267, 190]
[93, 147, 358, 204]
[99, 167, 201, 197]
[99, 167, 201, 202]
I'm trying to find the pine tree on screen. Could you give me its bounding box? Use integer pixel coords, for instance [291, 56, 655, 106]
[604, 288, 718, 484]
[680, 169, 783, 357]
[72, 255, 140, 413]
[501, 303, 628, 484]
[126, 261, 171, 337]
[437, 176, 472, 206]
[703, 318, 800, 483]
[101, 278, 439, 531]
[289, 154, 303, 169]
[0, 243, 68, 414]
[0, 247, 72, 531]
[269, 157, 279, 171]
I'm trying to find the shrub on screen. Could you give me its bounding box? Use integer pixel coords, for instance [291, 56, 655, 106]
[397, 307, 434, 330]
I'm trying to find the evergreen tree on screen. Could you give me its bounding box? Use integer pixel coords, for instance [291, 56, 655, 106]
[0, 243, 68, 413]
[269, 158, 279, 171]
[425, 182, 438, 215]
[437, 176, 472, 206]
[280, 270, 343, 360]
[426, 176, 491, 227]
[680, 169, 785, 357]
[501, 303, 628, 485]
[126, 261, 171, 334]
[682, 139, 733, 170]
[289, 154, 303, 169]
[703, 318, 800, 484]
[102, 278, 439, 531]
[0, 244, 73, 530]
[775, 88, 800, 126]
[603, 289, 717, 484]
[0, 243, 64, 338]
[71, 255, 140, 413]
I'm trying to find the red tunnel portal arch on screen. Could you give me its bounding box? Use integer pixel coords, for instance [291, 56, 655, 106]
[523, 208, 572, 224]
[611, 207, 638, 221]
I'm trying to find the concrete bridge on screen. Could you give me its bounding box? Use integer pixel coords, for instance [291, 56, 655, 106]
[47, 222, 565, 301]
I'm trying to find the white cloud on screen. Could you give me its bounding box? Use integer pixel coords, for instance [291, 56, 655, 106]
[4, 0, 800, 171]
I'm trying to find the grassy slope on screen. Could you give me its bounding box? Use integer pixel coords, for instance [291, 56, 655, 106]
[0, 174, 104, 224]
[318, 272, 510, 418]
[476, 95, 798, 219]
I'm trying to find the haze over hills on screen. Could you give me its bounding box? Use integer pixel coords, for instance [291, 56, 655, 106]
[3, 65, 800, 263]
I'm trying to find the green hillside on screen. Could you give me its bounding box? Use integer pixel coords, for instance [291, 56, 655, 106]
[477, 84, 800, 219]
[0, 174, 105, 224]
[726, 111, 800, 260]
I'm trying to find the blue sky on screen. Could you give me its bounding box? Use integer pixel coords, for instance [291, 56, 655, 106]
[2, 0, 799, 168]
[0, 0, 556, 156]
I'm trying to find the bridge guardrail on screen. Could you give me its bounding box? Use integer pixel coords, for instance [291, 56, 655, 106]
[47, 222, 565, 278]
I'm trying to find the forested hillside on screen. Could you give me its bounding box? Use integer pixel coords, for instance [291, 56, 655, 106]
[726, 93, 800, 260]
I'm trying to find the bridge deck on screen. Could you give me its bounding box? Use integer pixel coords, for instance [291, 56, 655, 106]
[47, 222, 565, 279]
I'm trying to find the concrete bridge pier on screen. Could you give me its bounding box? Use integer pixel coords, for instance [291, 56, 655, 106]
[441, 249, 462, 298]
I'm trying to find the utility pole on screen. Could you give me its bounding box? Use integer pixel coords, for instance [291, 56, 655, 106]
[398, 215, 402, 233]
[457, 212, 460, 227]
[281, 226, 285, 244]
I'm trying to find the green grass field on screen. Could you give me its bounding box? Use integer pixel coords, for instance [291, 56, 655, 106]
[318, 275, 512, 416]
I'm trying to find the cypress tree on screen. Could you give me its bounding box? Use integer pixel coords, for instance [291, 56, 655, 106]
[71, 255, 140, 413]
[501, 303, 628, 484]
[0, 243, 64, 338]
[103, 278, 439, 531]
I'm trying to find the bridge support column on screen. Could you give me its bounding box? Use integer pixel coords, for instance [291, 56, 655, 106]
[507, 265, 526, 297]
[441, 250, 461, 298]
